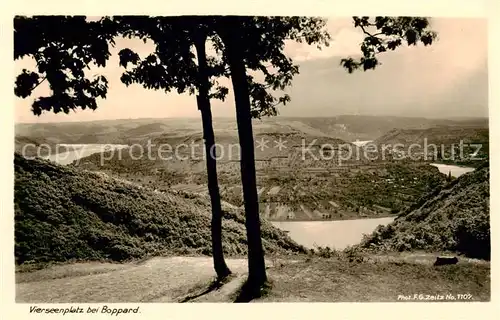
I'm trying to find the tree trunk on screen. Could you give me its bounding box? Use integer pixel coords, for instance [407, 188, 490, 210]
[222, 28, 267, 291]
[194, 35, 231, 280]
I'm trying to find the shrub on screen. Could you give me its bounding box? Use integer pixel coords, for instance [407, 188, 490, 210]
[14, 154, 305, 266]
[356, 165, 490, 260]
[453, 213, 490, 260]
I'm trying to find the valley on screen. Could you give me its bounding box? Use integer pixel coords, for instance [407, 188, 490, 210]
[16, 117, 487, 221]
[10, 15, 492, 306]
[18, 117, 485, 221]
[13, 115, 491, 303]
[14, 116, 487, 250]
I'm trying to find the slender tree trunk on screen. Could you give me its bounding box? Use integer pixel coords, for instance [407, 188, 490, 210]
[222, 28, 267, 291]
[194, 34, 231, 280]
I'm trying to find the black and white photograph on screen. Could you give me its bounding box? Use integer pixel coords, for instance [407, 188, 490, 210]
[4, 1, 496, 314]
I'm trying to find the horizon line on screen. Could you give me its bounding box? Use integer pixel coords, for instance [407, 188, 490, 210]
[14, 114, 490, 125]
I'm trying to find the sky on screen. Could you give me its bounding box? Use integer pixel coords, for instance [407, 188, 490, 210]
[14, 17, 488, 123]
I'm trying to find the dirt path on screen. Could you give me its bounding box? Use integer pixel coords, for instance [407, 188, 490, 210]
[16, 257, 249, 303]
[16, 253, 489, 303]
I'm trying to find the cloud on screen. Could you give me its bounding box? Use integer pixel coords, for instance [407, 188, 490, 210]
[14, 17, 488, 123]
[284, 18, 364, 62]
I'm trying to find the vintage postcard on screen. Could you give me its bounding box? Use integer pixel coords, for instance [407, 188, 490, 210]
[1, 0, 497, 319]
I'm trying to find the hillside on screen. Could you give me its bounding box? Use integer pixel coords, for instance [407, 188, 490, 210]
[15, 136, 68, 157]
[373, 126, 489, 165]
[357, 162, 490, 260]
[218, 162, 445, 220]
[74, 150, 447, 221]
[14, 154, 305, 267]
[374, 126, 488, 145]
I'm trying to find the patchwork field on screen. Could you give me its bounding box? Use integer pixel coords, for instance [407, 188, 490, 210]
[15, 116, 487, 221]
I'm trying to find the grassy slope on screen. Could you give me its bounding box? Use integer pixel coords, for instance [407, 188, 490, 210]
[14, 153, 305, 267]
[356, 162, 490, 259]
[257, 256, 490, 302]
[16, 255, 490, 302]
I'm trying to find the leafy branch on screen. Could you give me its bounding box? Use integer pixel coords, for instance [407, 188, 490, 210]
[341, 16, 437, 73]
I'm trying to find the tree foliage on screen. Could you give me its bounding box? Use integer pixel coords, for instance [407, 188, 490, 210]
[113, 16, 331, 119]
[214, 16, 330, 118]
[15, 16, 437, 118]
[113, 16, 236, 113]
[341, 16, 437, 73]
[111, 16, 236, 279]
[14, 16, 118, 115]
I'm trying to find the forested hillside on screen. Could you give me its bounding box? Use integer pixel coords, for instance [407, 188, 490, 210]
[358, 162, 490, 259]
[14, 154, 305, 266]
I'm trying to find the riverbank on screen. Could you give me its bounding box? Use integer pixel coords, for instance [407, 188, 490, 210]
[267, 213, 398, 222]
[430, 159, 488, 169]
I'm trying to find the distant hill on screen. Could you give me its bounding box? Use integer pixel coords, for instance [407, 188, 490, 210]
[15, 115, 489, 146]
[289, 115, 488, 142]
[14, 136, 68, 157]
[16, 115, 488, 172]
[373, 126, 489, 146]
[373, 126, 489, 165]
[14, 154, 305, 266]
[357, 162, 490, 260]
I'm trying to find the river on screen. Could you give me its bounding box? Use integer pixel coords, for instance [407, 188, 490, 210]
[351, 140, 373, 147]
[272, 163, 476, 249]
[429, 163, 475, 178]
[45, 144, 472, 250]
[271, 216, 395, 250]
[45, 144, 129, 165]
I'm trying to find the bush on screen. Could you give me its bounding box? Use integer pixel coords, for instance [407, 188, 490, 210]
[454, 213, 490, 260]
[356, 165, 490, 260]
[14, 154, 305, 266]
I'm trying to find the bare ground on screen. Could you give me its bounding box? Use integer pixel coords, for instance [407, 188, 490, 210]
[16, 257, 249, 303]
[16, 254, 490, 303]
